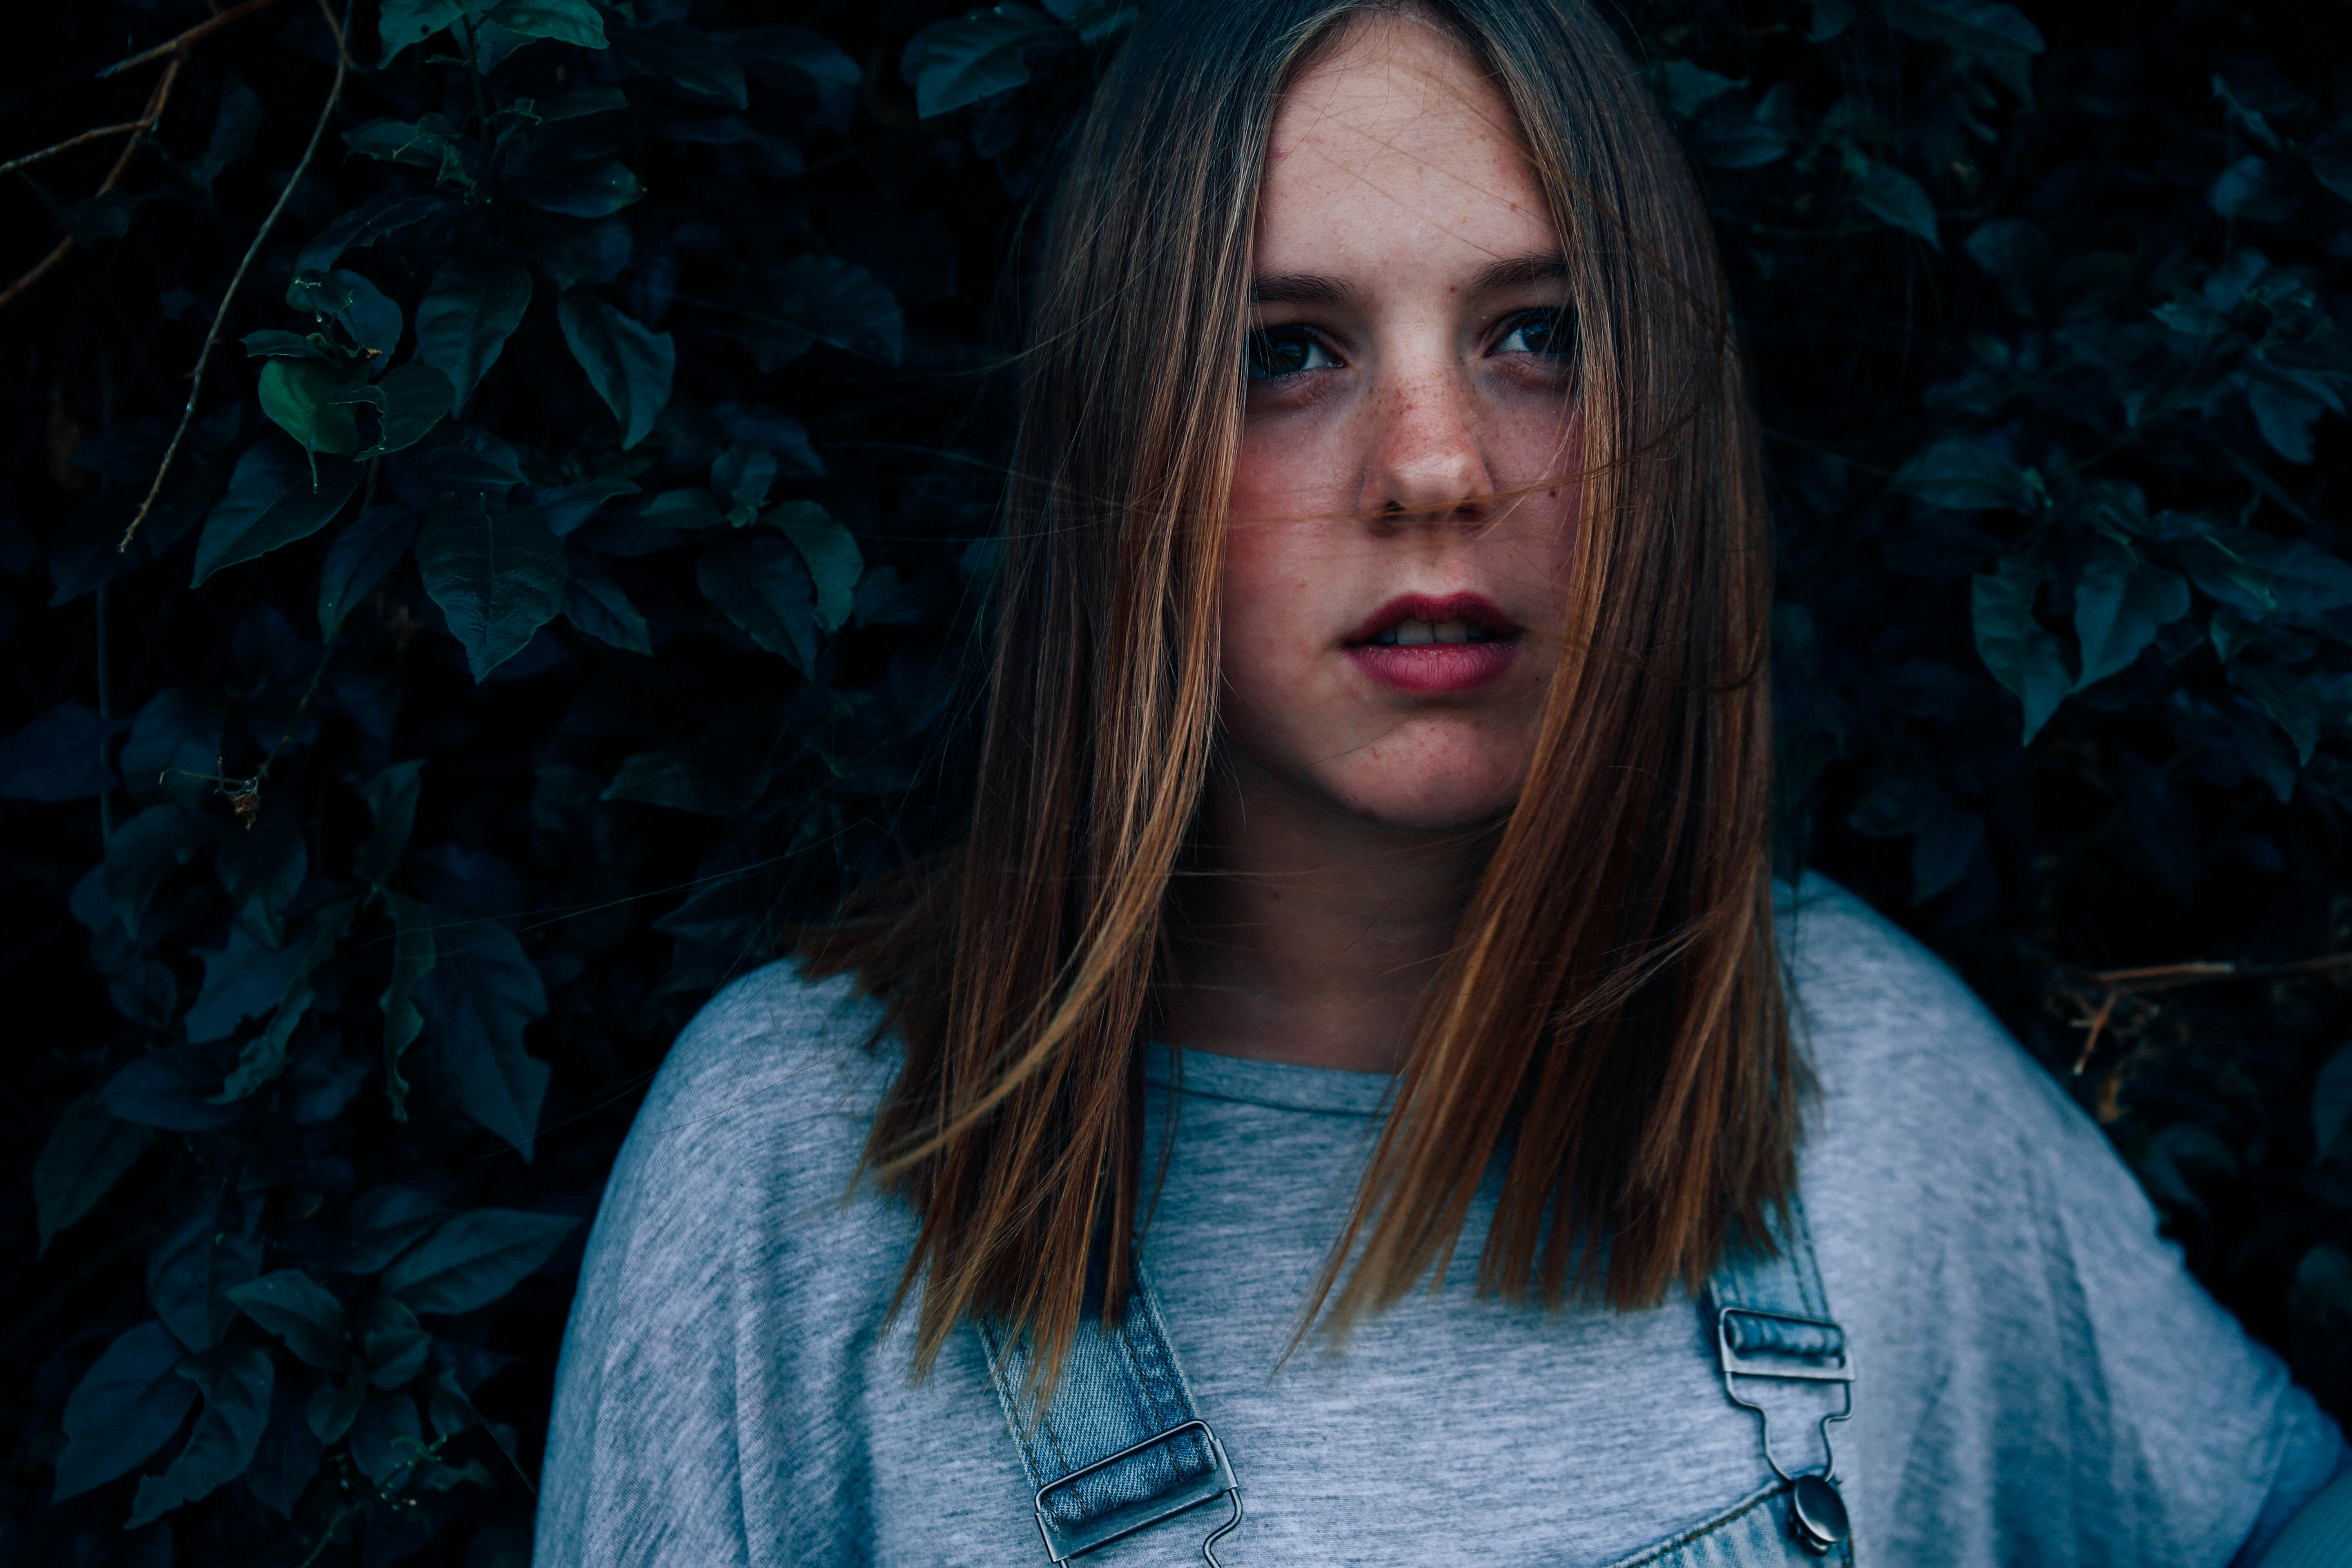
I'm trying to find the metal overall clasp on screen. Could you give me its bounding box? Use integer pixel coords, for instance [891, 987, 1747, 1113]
[1032, 1418, 1245, 1567]
[1717, 1306, 1855, 1556]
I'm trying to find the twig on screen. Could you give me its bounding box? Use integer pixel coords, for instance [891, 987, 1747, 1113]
[95, 0, 295, 79]
[0, 122, 151, 179]
[116, 0, 351, 556]
[155, 636, 338, 825]
[2056, 952, 2352, 1073]
[0, 57, 183, 314]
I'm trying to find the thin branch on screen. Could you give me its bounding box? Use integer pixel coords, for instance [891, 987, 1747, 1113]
[116, 1, 352, 556]
[0, 121, 150, 180]
[0, 57, 183, 313]
[96, 0, 296, 79]
[2056, 951, 2352, 1073]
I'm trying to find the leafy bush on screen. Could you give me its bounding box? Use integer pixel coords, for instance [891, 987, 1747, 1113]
[0, 0, 2344, 1561]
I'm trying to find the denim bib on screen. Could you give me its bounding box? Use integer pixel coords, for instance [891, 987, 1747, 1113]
[978, 1198, 1854, 1566]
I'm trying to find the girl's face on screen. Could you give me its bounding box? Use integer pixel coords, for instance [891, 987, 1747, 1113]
[1219, 16, 1580, 834]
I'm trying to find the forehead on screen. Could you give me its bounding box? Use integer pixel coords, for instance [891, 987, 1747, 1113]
[1257, 13, 1555, 276]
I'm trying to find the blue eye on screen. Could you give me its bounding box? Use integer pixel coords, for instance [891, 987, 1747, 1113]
[1246, 325, 1337, 381]
[1496, 307, 1575, 359]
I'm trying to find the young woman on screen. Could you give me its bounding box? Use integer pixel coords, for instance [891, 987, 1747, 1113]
[537, 2, 2349, 1563]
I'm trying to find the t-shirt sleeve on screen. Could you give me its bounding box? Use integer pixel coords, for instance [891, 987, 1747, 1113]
[533, 982, 768, 1568]
[1784, 877, 2346, 1566]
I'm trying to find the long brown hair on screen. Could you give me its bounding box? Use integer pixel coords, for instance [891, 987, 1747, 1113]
[803, 0, 1792, 1392]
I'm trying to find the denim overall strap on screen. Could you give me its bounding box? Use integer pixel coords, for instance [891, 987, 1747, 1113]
[1706, 1195, 1855, 1556]
[977, 1262, 1243, 1565]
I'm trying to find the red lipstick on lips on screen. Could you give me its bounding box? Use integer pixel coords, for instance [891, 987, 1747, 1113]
[1343, 592, 1521, 695]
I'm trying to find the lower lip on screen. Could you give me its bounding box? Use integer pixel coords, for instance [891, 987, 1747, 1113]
[1345, 640, 1520, 695]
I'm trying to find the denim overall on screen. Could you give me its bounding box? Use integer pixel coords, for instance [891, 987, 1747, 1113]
[978, 1199, 1855, 1567]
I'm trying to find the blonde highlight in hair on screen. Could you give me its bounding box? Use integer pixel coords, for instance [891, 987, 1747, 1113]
[803, 0, 1792, 1396]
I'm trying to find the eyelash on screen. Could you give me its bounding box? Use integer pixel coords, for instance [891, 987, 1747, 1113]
[1243, 308, 1578, 383]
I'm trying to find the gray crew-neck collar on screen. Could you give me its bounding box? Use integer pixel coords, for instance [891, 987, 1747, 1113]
[1144, 1044, 1396, 1117]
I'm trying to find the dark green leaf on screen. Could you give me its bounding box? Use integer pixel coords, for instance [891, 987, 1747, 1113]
[602, 718, 777, 816]
[185, 918, 311, 1045]
[212, 898, 354, 1103]
[2315, 1045, 2352, 1161]
[380, 893, 437, 1121]
[258, 359, 363, 455]
[416, 921, 550, 1155]
[699, 532, 817, 671]
[515, 157, 645, 217]
[318, 506, 419, 638]
[610, 22, 748, 109]
[122, 689, 222, 811]
[1972, 555, 2071, 743]
[307, 1378, 364, 1445]
[2072, 546, 2189, 690]
[217, 804, 305, 945]
[245, 1381, 323, 1518]
[128, 1343, 274, 1527]
[416, 257, 533, 411]
[361, 1296, 433, 1388]
[242, 330, 336, 362]
[105, 805, 206, 937]
[54, 1321, 198, 1500]
[356, 759, 428, 889]
[328, 1184, 448, 1275]
[538, 85, 631, 120]
[558, 290, 674, 448]
[1895, 438, 2028, 512]
[488, 0, 606, 47]
[187, 76, 261, 195]
[0, 701, 120, 802]
[35, 1096, 150, 1254]
[562, 553, 653, 654]
[1851, 157, 1941, 248]
[227, 1271, 350, 1370]
[342, 114, 459, 168]
[297, 192, 448, 274]
[149, 1190, 261, 1352]
[287, 269, 403, 365]
[193, 440, 364, 586]
[383, 1208, 580, 1314]
[772, 254, 904, 364]
[769, 501, 862, 633]
[379, 0, 468, 63]
[1964, 219, 2049, 319]
[907, 4, 1066, 118]
[348, 1390, 424, 1484]
[416, 502, 569, 680]
[333, 363, 456, 458]
[1883, 0, 2042, 54]
[2229, 660, 2320, 765]
[102, 1046, 245, 1132]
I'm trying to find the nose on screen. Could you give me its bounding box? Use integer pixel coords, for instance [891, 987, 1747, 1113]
[1358, 361, 1492, 527]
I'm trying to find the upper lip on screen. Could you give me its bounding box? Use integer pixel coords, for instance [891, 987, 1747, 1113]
[1345, 592, 1519, 645]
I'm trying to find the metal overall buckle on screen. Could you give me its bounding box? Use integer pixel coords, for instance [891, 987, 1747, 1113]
[1032, 1417, 1245, 1566]
[1716, 1306, 1854, 1556]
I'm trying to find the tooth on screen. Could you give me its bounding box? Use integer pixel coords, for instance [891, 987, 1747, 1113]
[1434, 620, 1468, 644]
[1396, 620, 1434, 645]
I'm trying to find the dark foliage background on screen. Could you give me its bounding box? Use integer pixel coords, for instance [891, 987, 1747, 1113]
[0, 0, 2346, 1560]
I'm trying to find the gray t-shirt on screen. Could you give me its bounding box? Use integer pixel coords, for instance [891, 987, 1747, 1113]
[536, 876, 2343, 1565]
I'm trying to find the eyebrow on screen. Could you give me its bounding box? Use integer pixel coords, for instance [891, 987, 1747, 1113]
[1246, 251, 1572, 308]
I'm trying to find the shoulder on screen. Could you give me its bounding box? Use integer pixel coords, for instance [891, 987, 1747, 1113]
[594, 958, 900, 1249]
[1773, 871, 2085, 1163]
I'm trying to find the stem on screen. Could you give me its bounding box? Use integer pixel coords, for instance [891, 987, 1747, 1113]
[116, 2, 352, 555]
[0, 122, 150, 179]
[95, 0, 296, 79]
[0, 56, 183, 314]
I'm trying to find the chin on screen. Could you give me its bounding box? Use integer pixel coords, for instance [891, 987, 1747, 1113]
[1321, 775, 1522, 834]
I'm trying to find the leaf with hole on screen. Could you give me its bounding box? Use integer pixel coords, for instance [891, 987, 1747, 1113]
[332, 363, 455, 458]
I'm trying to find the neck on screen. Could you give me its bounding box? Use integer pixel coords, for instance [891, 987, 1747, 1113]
[1160, 750, 1494, 1074]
